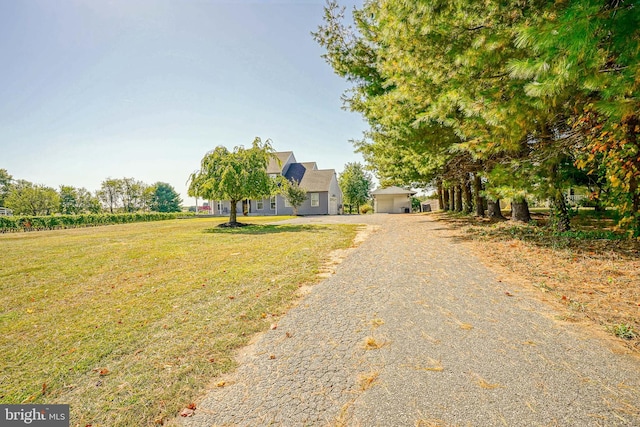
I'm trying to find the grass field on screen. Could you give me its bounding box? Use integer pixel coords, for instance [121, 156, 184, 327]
[0, 217, 358, 426]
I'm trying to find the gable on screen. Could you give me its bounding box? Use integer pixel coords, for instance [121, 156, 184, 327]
[371, 186, 416, 196]
[267, 152, 296, 175]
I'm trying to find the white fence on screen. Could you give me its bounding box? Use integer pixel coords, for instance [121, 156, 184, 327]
[0, 207, 13, 216]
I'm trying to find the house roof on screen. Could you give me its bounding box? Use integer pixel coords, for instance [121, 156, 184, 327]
[300, 169, 336, 192]
[371, 186, 417, 196]
[300, 162, 317, 170]
[267, 151, 295, 174]
[284, 164, 336, 192]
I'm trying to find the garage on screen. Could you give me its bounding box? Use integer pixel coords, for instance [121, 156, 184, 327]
[371, 186, 416, 213]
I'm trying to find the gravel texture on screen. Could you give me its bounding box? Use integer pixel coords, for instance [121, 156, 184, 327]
[181, 214, 640, 427]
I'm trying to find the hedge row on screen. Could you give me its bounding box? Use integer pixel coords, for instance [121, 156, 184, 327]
[0, 212, 194, 233]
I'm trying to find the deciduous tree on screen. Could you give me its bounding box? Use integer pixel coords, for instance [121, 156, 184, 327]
[188, 138, 276, 226]
[0, 169, 13, 206]
[280, 179, 307, 216]
[98, 178, 123, 213]
[5, 180, 59, 216]
[339, 162, 373, 214]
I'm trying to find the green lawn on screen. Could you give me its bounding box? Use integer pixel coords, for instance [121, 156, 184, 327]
[0, 217, 358, 426]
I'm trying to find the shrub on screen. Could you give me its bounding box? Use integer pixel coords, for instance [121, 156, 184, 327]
[0, 212, 194, 233]
[360, 204, 373, 214]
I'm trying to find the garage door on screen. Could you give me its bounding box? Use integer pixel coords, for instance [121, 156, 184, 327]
[376, 196, 394, 213]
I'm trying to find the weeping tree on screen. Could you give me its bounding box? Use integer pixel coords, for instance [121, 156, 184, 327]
[188, 138, 277, 227]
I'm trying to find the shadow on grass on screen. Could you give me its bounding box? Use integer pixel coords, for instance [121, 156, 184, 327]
[204, 224, 323, 235]
[432, 211, 639, 259]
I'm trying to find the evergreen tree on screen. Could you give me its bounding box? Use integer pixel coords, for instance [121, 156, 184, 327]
[150, 182, 182, 213]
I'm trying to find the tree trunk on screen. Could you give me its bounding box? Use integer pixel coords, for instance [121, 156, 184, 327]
[454, 185, 463, 212]
[487, 199, 505, 219]
[463, 179, 473, 214]
[473, 174, 484, 217]
[449, 187, 455, 211]
[437, 180, 444, 211]
[511, 198, 531, 222]
[229, 199, 238, 224]
[442, 186, 450, 211]
[549, 192, 570, 232]
[631, 177, 640, 236]
[547, 161, 570, 232]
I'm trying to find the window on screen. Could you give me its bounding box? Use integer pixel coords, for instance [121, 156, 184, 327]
[310, 193, 319, 207]
[284, 199, 291, 207]
[257, 200, 264, 210]
[270, 196, 276, 210]
[217, 201, 223, 212]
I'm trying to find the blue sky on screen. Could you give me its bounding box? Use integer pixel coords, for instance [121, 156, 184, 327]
[0, 0, 367, 205]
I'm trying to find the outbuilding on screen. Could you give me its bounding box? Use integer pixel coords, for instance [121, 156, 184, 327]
[371, 186, 416, 213]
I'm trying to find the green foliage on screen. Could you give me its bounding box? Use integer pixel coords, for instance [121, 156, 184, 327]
[0, 212, 192, 233]
[608, 324, 637, 341]
[553, 229, 624, 241]
[97, 178, 123, 213]
[339, 162, 373, 214]
[59, 185, 100, 215]
[315, 0, 640, 235]
[411, 197, 421, 212]
[188, 137, 277, 224]
[0, 168, 12, 206]
[280, 179, 307, 215]
[359, 203, 372, 214]
[5, 180, 60, 216]
[150, 182, 182, 212]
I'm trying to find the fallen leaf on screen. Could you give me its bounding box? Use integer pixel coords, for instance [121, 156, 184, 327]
[215, 381, 226, 387]
[42, 383, 47, 395]
[269, 354, 276, 359]
[228, 296, 235, 300]
[285, 332, 292, 338]
[186, 403, 196, 410]
[180, 408, 194, 417]
[561, 295, 568, 301]
[99, 368, 110, 376]
[505, 291, 513, 297]
[270, 323, 277, 330]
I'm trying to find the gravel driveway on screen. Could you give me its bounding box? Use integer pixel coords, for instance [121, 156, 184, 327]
[182, 214, 640, 426]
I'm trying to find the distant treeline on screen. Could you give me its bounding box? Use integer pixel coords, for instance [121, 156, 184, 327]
[0, 170, 183, 216]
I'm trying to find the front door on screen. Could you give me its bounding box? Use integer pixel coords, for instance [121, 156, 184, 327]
[329, 197, 338, 215]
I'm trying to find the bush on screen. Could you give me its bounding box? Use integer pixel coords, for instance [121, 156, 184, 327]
[0, 212, 194, 233]
[360, 204, 373, 214]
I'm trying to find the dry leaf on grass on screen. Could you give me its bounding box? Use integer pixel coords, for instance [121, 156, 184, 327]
[180, 408, 194, 417]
